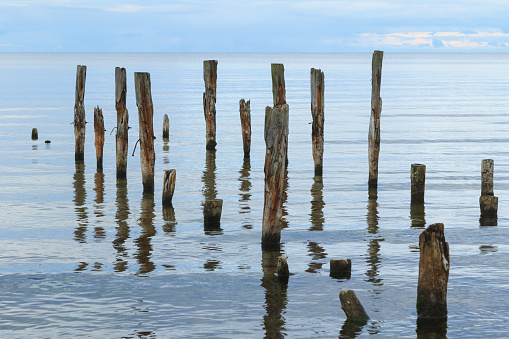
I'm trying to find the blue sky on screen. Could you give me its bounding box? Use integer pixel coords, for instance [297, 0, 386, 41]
[1, 0, 509, 52]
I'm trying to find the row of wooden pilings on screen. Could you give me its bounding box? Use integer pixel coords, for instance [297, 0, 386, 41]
[67, 51, 493, 324]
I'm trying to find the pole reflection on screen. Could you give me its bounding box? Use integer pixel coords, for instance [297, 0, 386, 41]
[309, 176, 325, 231]
[261, 248, 288, 338]
[135, 193, 156, 275]
[238, 158, 252, 229]
[366, 188, 384, 289]
[73, 162, 88, 243]
[93, 171, 106, 240]
[162, 205, 177, 235]
[339, 318, 368, 338]
[202, 150, 222, 235]
[113, 178, 130, 272]
[306, 241, 327, 273]
[416, 317, 447, 338]
[163, 140, 170, 165]
[410, 203, 426, 228]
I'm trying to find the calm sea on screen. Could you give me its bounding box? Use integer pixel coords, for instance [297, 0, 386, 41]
[1, 52, 509, 338]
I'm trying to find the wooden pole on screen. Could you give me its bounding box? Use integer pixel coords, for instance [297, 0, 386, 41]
[480, 159, 498, 222]
[163, 113, 169, 139]
[277, 255, 289, 283]
[271, 63, 288, 168]
[94, 106, 105, 171]
[368, 51, 383, 188]
[74, 65, 87, 162]
[262, 104, 289, 248]
[311, 68, 325, 176]
[481, 159, 494, 196]
[203, 60, 218, 151]
[134, 72, 156, 194]
[31, 128, 38, 140]
[239, 99, 251, 158]
[115, 67, 129, 179]
[411, 163, 426, 204]
[330, 258, 351, 279]
[162, 169, 176, 206]
[339, 290, 370, 322]
[417, 223, 450, 319]
[203, 199, 223, 226]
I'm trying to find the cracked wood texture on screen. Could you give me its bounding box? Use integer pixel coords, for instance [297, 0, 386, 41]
[135, 72, 156, 194]
[417, 223, 450, 319]
[74, 65, 87, 162]
[311, 68, 324, 176]
[203, 60, 218, 150]
[262, 104, 289, 248]
[94, 106, 104, 170]
[368, 51, 383, 187]
[115, 67, 129, 179]
[239, 99, 251, 158]
[162, 169, 176, 206]
[271, 63, 288, 168]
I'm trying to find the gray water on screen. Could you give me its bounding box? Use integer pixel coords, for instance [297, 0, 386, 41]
[1, 52, 509, 338]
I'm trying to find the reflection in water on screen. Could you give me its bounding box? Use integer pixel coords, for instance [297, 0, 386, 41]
[309, 176, 325, 231]
[306, 241, 327, 273]
[480, 214, 497, 227]
[163, 140, 170, 165]
[113, 178, 130, 272]
[238, 158, 252, 229]
[202, 150, 217, 201]
[162, 205, 177, 235]
[73, 162, 88, 243]
[261, 249, 288, 338]
[416, 317, 447, 338]
[135, 193, 156, 275]
[93, 172, 106, 241]
[410, 203, 426, 228]
[366, 192, 384, 291]
[75, 262, 88, 272]
[202, 241, 223, 271]
[339, 318, 368, 339]
[480, 245, 498, 254]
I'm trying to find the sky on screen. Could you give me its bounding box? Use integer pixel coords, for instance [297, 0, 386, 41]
[1, 0, 509, 52]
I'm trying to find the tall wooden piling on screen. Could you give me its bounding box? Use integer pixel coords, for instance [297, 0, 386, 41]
[271, 64, 288, 167]
[239, 99, 251, 158]
[203, 60, 218, 151]
[417, 223, 449, 319]
[74, 65, 87, 162]
[262, 104, 289, 248]
[162, 169, 176, 206]
[94, 106, 105, 170]
[115, 67, 129, 179]
[368, 51, 383, 188]
[311, 68, 325, 176]
[481, 159, 494, 196]
[163, 114, 169, 139]
[411, 164, 426, 204]
[134, 72, 156, 194]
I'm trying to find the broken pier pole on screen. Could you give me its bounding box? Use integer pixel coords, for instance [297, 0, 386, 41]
[74, 65, 87, 162]
[339, 290, 370, 322]
[271, 63, 288, 167]
[239, 99, 251, 158]
[203, 199, 223, 226]
[417, 223, 450, 319]
[162, 169, 176, 206]
[31, 128, 38, 140]
[368, 51, 383, 188]
[411, 164, 426, 204]
[311, 68, 325, 176]
[94, 106, 105, 171]
[203, 60, 218, 151]
[163, 114, 169, 139]
[134, 72, 156, 194]
[480, 159, 498, 219]
[262, 104, 289, 248]
[115, 67, 129, 179]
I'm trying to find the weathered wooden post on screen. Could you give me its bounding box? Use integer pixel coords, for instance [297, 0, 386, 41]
[203, 199, 223, 226]
[271, 63, 288, 167]
[330, 258, 351, 279]
[417, 223, 450, 319]
[163, 114, 169, 139]
[239, 99, 251, 158]
[115, 67, 129, 179]
[262, 104, 289, 248]
[411, 163, 426, 204]
[277, 255, 289, 283]
[31, 128, 38, 140]
[94, 106, 105, 171]
[480, 159, 498, 221]
[134, 72, 156, 194]
[74, 65, 87, 162]
[368, 51, 383, 188]
[162, 169, 176, 206]
[311, 68, 324, 176]
[203, 60, 218, 151]
[339, 290, 370, 322]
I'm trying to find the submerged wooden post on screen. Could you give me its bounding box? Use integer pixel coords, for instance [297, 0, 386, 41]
[239, 99, 251, 158]
[74, 65, 87, 162]
[368, 51, 383, 188]
[339, 290, 370, 322]
[31, 128, 38, 140]
[94, 106, 105, 170]
[311, 68, 325, 176]
[203, 199, 223, 225]
[480, 159, 498, 218]
[134, 72, 156, 194]
[411, 164, 426, 204]
[163, 114, 169, 139]
[277, 255, 289, 283]
[271, 63, 288, 167]
[203, 60, 218, 151]
[330, 258, 351, 279]
[162, 169, 176, 206]
[115, 67, 129, 179]
[417, 223, 450, 319]
[262, 104, 289, 247]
